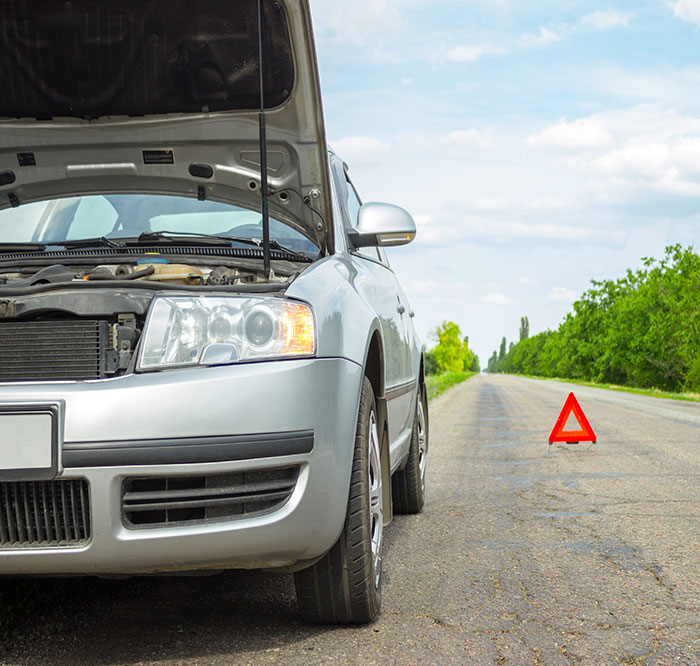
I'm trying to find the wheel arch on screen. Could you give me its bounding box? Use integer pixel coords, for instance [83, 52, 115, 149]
[362, 327, 393, 527]
[363, 327, 385, 401]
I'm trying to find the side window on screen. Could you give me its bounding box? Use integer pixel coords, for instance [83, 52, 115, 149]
[342, 170, 381, 262]
[345, 179, 362, 228]
[66, 196, 118, 240]
[378, 247, 391, 268]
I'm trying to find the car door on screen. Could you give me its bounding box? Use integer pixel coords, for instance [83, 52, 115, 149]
[330, 158, 415, 463]
[379, 245, 419, 386]
[373, 247, 418, 456]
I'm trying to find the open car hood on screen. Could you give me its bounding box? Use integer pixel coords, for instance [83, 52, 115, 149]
[0, 0, 333, 251]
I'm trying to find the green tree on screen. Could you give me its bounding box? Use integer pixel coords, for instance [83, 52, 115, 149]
[470, 354, 481, 373]
[488, 246, 700, 392]
[462, 336, 475, 374]
[519, 316, 530, 341]
[487, 351, 498, 373]
[432, 321, 474, 372]
[498, 337, 507, 364]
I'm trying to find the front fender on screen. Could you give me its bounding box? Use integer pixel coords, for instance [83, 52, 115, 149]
[286, 256, 382, 367]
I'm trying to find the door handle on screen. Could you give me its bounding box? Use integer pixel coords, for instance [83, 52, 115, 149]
[397, 305, 406, 315]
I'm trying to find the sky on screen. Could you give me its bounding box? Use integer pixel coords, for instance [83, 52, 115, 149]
[309, 0, 700, 365]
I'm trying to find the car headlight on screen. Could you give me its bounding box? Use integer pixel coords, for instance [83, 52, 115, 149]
[137, 296, 316, 371]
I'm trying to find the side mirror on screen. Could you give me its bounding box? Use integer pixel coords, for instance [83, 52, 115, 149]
[348, 203, 417, 248]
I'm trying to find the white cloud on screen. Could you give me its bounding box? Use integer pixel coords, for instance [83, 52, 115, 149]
[520, 276, 539, 285]
[311, 0, 400, 45]
[446, 44, 506, 63]
[484, 293, 514, 306]
[595, 139, 700, 197]
[473, 198, 509, 210]
[527, 117, 614, 149]
[393, 129, 493, 153]
[517, 11, 629, 51]
[407, 212, 626, 249]
[567, 108, 700, 197]
[471, 221, 625, 246]
[580, 10, 630, 30]
[520, 27, 563, 46]
[548, 287, 578, 302]
[671, 136, 700, 174]
[412, 214, 448, 246]
[331, 137, 391, 165]
[448, 129, 492, 148]
[521, 106, 700, 205]
[671, 0, 700, 26]
[524, 197, 567, 210]
[596, 142, 671, 180]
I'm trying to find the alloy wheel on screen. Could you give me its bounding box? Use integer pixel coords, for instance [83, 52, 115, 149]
[367, 409, 383, 589]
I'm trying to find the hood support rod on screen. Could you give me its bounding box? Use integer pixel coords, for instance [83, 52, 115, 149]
[257, 0, 272, 277]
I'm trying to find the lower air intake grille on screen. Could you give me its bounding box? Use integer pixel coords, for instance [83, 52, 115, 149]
[0, 320, 108, 381]
[0, 480, 90, 548]
[123, 467, 300, 528]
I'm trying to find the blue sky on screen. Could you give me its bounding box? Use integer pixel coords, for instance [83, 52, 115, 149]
[309, 0, 700, 365]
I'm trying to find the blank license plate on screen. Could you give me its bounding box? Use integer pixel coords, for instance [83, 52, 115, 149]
[0, 409, 58, 481]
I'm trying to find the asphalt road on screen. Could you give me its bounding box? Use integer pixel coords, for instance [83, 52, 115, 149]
[3, 374, 700, 665]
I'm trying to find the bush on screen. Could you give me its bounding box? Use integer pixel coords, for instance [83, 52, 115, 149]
[424, 350, 438, 376]
[685, 358, 700, 393]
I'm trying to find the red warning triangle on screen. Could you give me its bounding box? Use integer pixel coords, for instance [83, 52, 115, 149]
[549, 392, 597, 444]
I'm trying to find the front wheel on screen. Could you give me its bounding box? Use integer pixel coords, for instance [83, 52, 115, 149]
[294, 376, 383, 624]
[392, 384, 428, 514]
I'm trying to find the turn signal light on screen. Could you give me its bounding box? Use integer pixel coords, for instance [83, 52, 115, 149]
[281, 304, 316, 355]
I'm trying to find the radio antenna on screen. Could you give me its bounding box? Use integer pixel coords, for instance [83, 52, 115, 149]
[257, 0, 272, 276]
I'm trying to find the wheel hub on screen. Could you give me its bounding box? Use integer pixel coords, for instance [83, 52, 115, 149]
[418, 398, 427, 496]
[368, 410, 383, 589]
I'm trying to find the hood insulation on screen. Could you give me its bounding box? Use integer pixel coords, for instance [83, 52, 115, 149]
[0, 0, 295, 119]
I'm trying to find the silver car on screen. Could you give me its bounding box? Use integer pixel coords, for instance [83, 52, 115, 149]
[0, 0, 427, 624]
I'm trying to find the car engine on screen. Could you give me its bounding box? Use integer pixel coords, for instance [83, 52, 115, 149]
[0, 261, 294, 382]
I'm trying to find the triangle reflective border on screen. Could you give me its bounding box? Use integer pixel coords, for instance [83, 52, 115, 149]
[549, 392, 597, 444]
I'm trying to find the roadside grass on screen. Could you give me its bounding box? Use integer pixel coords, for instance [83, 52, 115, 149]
[518, 374, 700, 404]
[426, 371, 478, 402]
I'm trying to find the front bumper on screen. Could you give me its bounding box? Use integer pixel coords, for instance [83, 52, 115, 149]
[0, 358, 363, 574]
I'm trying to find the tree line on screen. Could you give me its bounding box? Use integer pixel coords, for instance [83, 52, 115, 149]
[487, 245, 700, 393]
[425, 321, 480, 376]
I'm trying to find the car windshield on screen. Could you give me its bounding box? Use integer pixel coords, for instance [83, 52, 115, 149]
[0, 194, 319, 256]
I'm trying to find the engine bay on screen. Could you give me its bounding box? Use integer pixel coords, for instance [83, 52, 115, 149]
[0, 259, 296, 381]
[0, 261, 291, 289]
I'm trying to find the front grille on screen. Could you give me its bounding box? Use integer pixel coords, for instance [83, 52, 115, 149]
[122, 467, 300, 528]
[0, 479, 90, 548]
[0, 320, 108, 381]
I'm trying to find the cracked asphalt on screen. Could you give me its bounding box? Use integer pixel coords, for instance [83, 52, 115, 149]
[3, 374, 700, 665]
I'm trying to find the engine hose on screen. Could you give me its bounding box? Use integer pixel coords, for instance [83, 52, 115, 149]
[86, 266, 156, 281]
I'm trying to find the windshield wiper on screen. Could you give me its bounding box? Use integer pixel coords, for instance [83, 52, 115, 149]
[0, 237, 126, 253]
[52, 236, 126, 250]
[136, 231, 312, 262]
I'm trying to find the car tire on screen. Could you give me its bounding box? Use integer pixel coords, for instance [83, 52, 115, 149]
[391, 384, 428, 514]
[294, 376, 383, 624]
